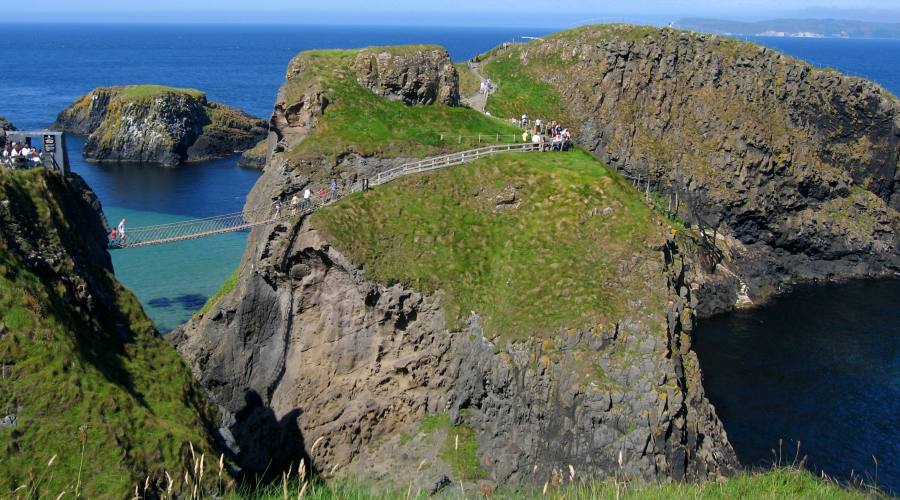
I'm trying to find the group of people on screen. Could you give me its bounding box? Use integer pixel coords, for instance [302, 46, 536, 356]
[108, 218, 127, 246]
[519, 115, 572, 151]
[274, 179, 342, 217]
[479, 78, 495, 96]
[1, 141, 44, 168]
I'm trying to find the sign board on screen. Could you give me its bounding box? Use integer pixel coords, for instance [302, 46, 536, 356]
[43, 134, 56, 153]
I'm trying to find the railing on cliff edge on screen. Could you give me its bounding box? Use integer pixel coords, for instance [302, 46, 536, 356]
[110, 143, 540, 249]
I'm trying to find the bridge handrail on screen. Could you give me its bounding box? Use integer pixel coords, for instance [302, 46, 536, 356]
[117, 143, 540, 249]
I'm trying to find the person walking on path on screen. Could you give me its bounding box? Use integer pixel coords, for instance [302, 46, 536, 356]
[291, 194, 300, 215]
[330, 179, 338, 201]
[303, 188, 311, 208]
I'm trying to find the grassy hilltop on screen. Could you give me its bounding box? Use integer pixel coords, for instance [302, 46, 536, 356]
[0, 169, 219, 497]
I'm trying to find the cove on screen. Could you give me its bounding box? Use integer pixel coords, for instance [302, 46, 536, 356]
[694, 278, 900, 493]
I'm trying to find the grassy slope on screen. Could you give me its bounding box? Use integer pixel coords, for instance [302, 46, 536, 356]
[285, 49, 521, 161]
[118, 84, 205, 100]
[0, 169, 217, 497]
[235, 468, 873, 499]
[313, 149, 667, 341]
[455, 63, 482, 98]
[483, 51, 573, 127]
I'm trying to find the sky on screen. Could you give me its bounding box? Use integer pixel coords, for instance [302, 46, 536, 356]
[21, 0, 900, 26]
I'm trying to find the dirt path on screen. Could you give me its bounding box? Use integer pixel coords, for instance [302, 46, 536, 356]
[461, 62, 490, 113]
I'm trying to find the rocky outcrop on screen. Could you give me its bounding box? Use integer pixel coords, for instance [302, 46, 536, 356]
[54, 86, 267, 167]
[0, 116, 15, 147]
[172, 44, 736, 488]
[483, 25, 900, 314]
[352, 46, 460, 106]
[238, 139, 268, 169]
[0, 168, 218, 496]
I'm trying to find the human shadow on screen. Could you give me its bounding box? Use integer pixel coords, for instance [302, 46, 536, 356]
[229, 390, 317, 484]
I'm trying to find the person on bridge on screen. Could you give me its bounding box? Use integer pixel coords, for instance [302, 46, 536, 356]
[109, 227, 118, 246]
[117, 219, 126, 244]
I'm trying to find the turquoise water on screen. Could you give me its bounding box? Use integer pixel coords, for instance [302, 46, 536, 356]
[107, 208, 249, 332]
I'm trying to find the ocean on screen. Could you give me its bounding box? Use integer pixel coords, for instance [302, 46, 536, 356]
[0, 24, 897, 491]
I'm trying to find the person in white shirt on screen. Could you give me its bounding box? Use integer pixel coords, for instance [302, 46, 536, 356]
[535, 119, 543, 134]
[10, 144, 20, 157]
[303, 188, 311, 207]
[20, 146, 31, 157]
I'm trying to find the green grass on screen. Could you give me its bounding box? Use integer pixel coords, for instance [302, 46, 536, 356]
[313, 149, 666, 341]
[196, 267, 239, 317]
[483, 51, 572, 126]
[0, 169, 218, 498]
[231, 468, 874, 499]
[283, 49, 521, 161]
[118, 84, 205, 100]
[455, 63, 482, 98]
[418, 414, 487, 481]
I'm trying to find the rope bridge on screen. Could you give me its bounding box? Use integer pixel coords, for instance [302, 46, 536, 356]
[111, 143, 539, 249]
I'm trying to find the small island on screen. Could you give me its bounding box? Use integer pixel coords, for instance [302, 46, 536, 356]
[54, 85, 267, 167]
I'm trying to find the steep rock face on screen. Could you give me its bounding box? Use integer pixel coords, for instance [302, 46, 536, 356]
[173, 44, 736, 487]
[483, 25, 900, 313]
[352, 46, 460, 106]
[0, 116, 15, 147]
[54, 86, 267, 167]
[0, 169, 218, 496]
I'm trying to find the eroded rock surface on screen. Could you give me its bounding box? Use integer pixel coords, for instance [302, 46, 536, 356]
[352, 46, 460, 106]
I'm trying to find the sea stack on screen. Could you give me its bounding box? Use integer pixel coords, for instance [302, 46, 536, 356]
[54, 85, 267, 167]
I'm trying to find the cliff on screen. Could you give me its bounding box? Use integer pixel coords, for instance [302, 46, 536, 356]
[482, 25, 900, 315]
[172, 44, 736, 489]
[0, 116, 15, 147]
[54, 85, 267, 167]
[0, 168, 219, 496]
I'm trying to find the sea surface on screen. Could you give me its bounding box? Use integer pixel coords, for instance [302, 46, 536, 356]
[0, 24, 898, 490]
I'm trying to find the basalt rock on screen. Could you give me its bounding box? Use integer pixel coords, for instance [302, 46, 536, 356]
[482, 25, 900, 314]
[54, 86, 267, 167]
[0, 116, 15, 148]
[352, 46, 460, 106]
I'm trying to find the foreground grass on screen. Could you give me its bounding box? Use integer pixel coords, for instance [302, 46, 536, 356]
[314, 149, 665, 340]
[285, 49, 520, 161]
[234, 468, 876, 499]
[0, 169, 217, 497]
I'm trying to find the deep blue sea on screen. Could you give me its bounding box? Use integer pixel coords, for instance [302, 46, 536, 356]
[0, 25, 898, 492]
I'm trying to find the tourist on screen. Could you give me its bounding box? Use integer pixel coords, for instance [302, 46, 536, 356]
[303, 187, 311, 207]
[109, 227, 118, 246]
[330, 179, 338, 196]
[290, 194, 300, 214]
[318, 187, 327, 201]
[521, 114, 529, 129]
[30, 150, 43, 166]
[522, 130, 530, 143]
[117, 219, 126, 244]
[1, 145, 9, 165]
[273, 200, 283, 217]
[535, 118, 543, 134]
[531, 132, 542, 150]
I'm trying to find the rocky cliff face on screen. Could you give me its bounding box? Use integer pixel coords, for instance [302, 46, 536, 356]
[173, 44, 737, 489]
[483, 25, 900, 314]
[0, 168, 218, 496]
[352, 46, 460, 106]
[0, 116, 15, 147]
[54, 86, 267, 167]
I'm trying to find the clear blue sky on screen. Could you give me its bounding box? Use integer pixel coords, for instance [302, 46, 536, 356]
[25, 1, 900, 26]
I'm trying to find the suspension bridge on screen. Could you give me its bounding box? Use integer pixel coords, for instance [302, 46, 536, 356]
[110, 143, 540, 249]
